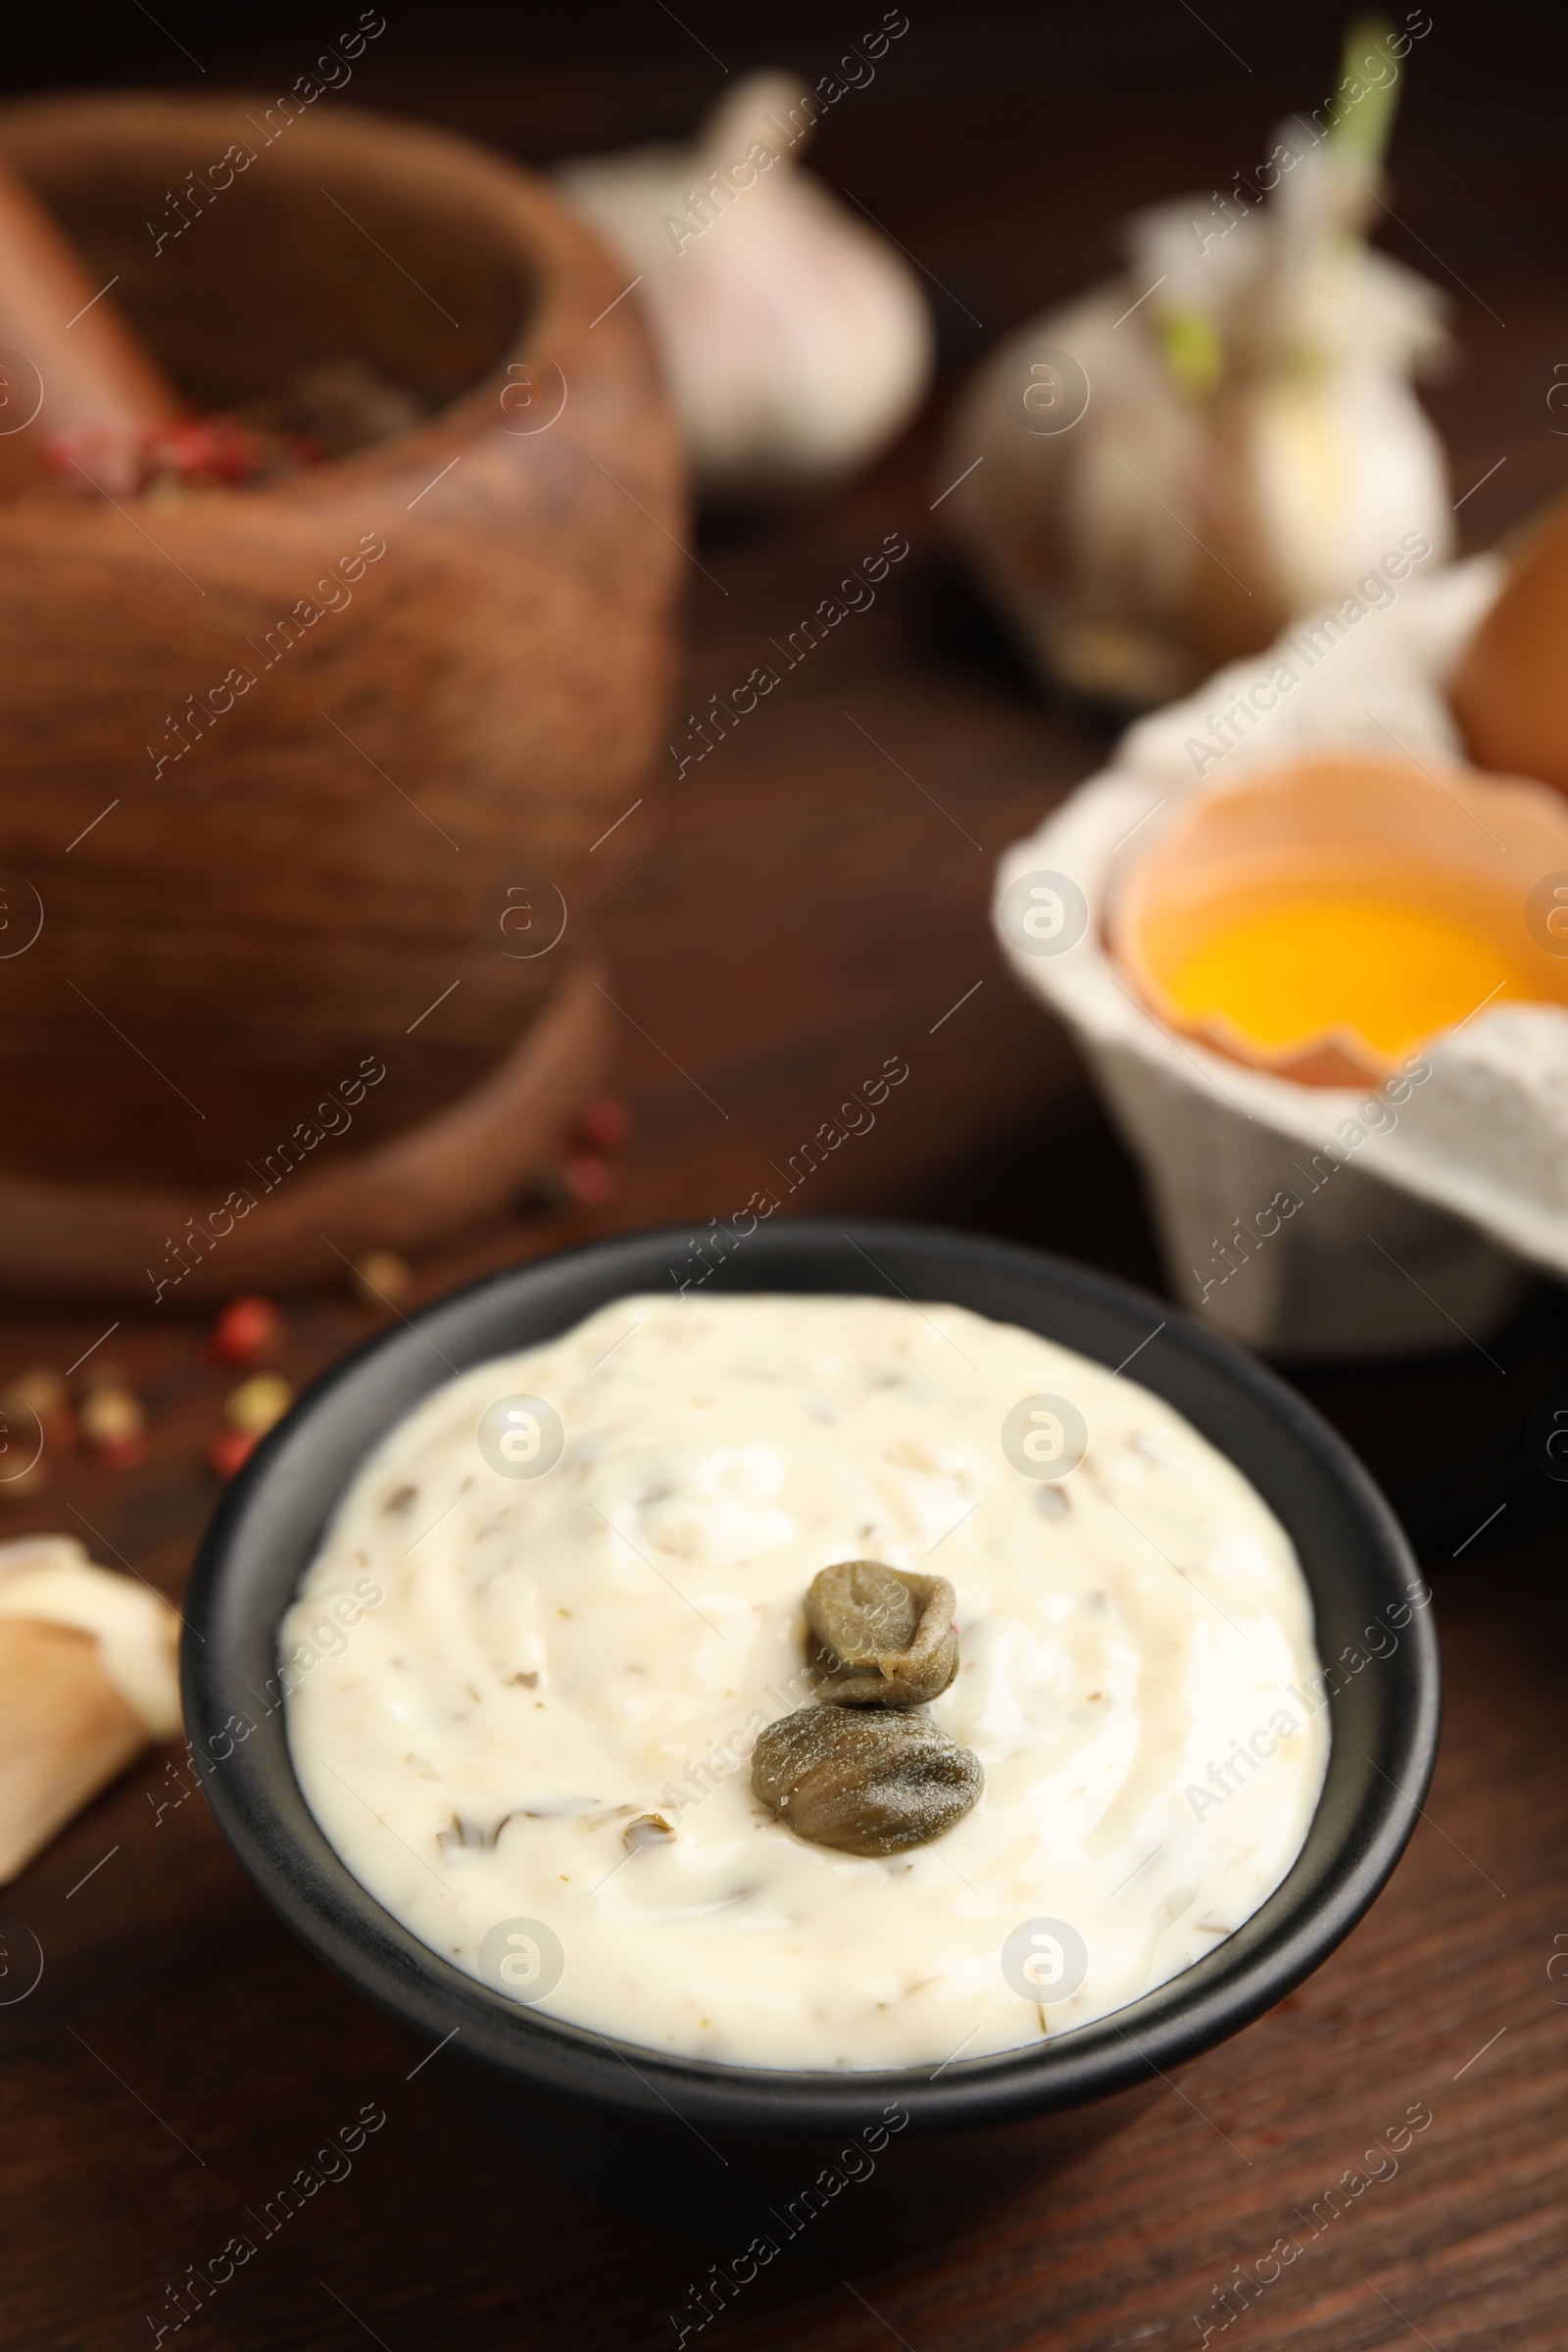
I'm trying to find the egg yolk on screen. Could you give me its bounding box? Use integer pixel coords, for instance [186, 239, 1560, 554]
[1166, 893, 1537, 1060]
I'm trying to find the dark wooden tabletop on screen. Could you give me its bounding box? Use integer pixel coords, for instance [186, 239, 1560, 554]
[4, 6, 1567, 2348]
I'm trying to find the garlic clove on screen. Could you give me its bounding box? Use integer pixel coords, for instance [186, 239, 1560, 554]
[0, 1535, 183, 1884]
[0, 1619, 148, 1885]
[0, 1535, 181, 1740]
[559, 71, 932, 499]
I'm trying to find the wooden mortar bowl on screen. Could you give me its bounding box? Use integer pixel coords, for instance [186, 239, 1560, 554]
[0, 93, 685, 1299]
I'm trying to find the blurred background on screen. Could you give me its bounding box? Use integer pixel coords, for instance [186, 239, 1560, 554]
[0, 0, 1541, 1527]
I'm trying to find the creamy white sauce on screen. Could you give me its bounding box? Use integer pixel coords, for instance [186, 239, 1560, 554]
[285, 1294, 1328, 2071]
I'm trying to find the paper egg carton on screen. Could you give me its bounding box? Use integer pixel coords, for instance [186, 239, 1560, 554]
[994, 555, 1568, 1357]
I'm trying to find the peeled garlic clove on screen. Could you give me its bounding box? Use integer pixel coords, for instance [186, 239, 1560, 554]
[0, 1535, 182, 1883]
[0, 1535, 181, 1734]
[0, 1620, 148, 1884]
[559, 71, 932, 499]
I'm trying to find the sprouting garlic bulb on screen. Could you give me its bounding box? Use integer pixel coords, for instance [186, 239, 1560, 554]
[559, 73, 932, 500]
[938, 109, 1452, 707]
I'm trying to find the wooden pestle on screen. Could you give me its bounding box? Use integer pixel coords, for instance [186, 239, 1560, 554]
[0, 152, 181, 497]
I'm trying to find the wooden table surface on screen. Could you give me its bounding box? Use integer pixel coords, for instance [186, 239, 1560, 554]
[4, 6, 1567, 2347]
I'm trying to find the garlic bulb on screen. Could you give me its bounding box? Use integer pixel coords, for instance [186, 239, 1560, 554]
[939, 53, 1452, 706]
[559, 72, 933, 500]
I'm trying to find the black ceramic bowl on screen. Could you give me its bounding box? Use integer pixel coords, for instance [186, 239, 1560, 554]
[184, 1220, 1439, 2250]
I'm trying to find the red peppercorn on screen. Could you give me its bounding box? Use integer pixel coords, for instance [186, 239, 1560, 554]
[209, 1426, 260, 1481]
[573, 1095, 634, 1153]
[560, 1152, 617, 1205]
[213, 1296, 283, 1366]
[95, 1433, 149, 1474]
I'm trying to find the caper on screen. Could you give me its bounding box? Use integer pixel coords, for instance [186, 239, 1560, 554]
[752, 1704, 983, 1856]
[806, 1559, 958, 1706]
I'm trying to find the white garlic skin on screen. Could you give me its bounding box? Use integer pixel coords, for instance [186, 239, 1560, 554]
[560, 72, 933, 500]
[1247, 246, 1452, 614]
